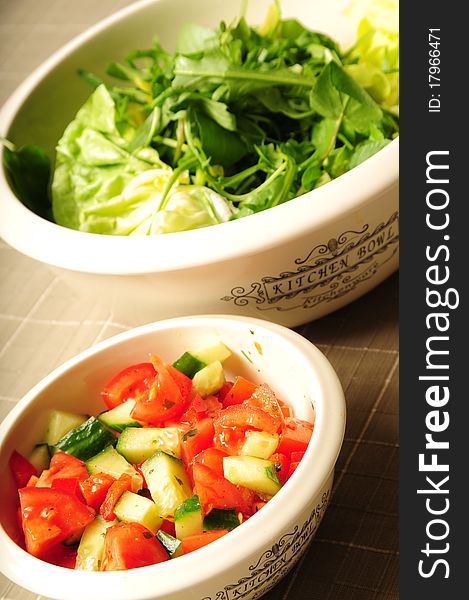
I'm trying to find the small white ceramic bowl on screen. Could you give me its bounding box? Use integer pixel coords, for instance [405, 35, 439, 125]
[0, 0, 398, 327]
[0, 315, 345, 600]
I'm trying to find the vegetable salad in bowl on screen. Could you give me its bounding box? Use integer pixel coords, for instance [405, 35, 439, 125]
[3, 0, 399, 236]
[8, 341, 314, 571]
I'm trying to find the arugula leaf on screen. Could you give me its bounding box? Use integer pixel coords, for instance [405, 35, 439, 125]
[348, 139, 390, 170]
[194, 111, 247, 167]
[176, 22, 219, 55]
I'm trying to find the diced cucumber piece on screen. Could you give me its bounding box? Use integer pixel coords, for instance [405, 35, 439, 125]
[114, 490, 163, 534]
[192, 361, 225, 397]
[116, 426, 181, 464]
[191, 341, 232, 365]
[141, 451, 192, 518]
[76, 515, 116, 571]
[43, 410, 88, 446]
[223, 455, 281, 497]
[28, 444, 51, 473]
[156, 530, 183, 558]
[203, 509, 239, 531]
[172, 352, 207, 378]
[98, 400, 143, 433]
[174, 495, 203, 539]
[55, 416, 117, 461]
[85, 445, 143, 493]
[241, 431, 279, 459]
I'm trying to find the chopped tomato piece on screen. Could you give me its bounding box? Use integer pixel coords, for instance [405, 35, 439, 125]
[166, 365, 192, 402]
[214, 404, 279, 434]
[51, 477, 86, 503]
[36, 452, 88, 488]
[181, 529, 229, 554]
[269, 452, 291, 486]
[290, 451, 306, 462]
[222, 376, 257, 407]
[288, 461, 301, 478]
[277, 417, 314, 456]
[27, 475, 39, 487]
[178, 393, 210, 425]
[79, 472, 116, 511]
[18, 487, 94, 557]
[181, 419, 215, 470]
[159, 519, 176, 537]
[130, 355, 186, 424]
[9, 450, 37, 488]
[245, 383, 284, 430]
[41, 543, 78, 569]
[101, 362, 157, 410]
[100, 522, 168, 570]
[217, 381, 234, 403]
[213, 403, 280, 453]
[100, 474, 133, 521]
[204, 395, 222, 417]
[193, 455, 256, 515]
[194, 447, 227, 475]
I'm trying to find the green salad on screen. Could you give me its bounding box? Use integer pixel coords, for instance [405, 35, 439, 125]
[3, 0, 399, 235]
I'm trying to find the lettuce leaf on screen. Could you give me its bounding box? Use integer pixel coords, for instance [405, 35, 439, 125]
[51, 85, 169, 232]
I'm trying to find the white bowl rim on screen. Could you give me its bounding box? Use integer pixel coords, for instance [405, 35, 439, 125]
[0, 314, 345, 600]
[0, 0, 399, 275]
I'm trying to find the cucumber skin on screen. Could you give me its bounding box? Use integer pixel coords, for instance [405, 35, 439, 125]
[172, 352, 206, 378]
[55, 416, 117, 461]
[174, 495, 201, 521]
[203, 509, 239, 531]
[98, 399, 142, 433]
[156, 530, 182, 558]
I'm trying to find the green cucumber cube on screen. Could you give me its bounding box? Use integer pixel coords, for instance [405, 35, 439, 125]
[114, 490, 163, 534]
[44, 410, 87, 446]
[174, 495, 203, 539]
[223, 455, 281, 497]
[116, 426, 181, 465]
[192, 361, 225, 397]
[76, 515, 116, 571]
[191, 341, 232, 364]
[98, 400, 143, 433]
[141, 451, 192, 518]
[240, 431, 279, 459]
[55, 416, 117, 461]
[172, 352, 207, 378]
[85, 445, 143, 492]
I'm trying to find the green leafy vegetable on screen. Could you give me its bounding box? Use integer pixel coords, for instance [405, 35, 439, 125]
[21, 1, 398, 235]
[1, 138, 51, 220]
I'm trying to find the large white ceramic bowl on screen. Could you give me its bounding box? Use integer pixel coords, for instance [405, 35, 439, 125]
[0, 315, 345, 600]
[0, 0, 399, 327]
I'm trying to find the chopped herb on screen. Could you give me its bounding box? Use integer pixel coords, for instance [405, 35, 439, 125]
[241, 350, 253, 364]
[182, 429, 198, 441]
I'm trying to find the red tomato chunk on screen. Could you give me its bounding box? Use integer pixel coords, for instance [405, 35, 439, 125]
[101, 522, 168, 570]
